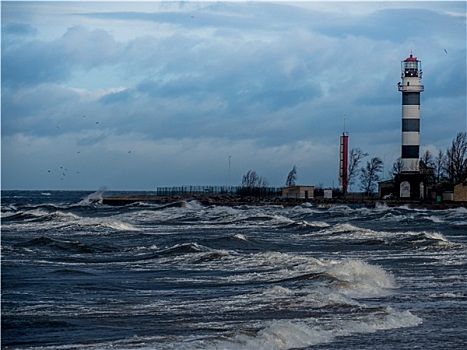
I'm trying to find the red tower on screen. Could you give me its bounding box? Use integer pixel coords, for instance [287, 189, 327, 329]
[339, 132, 349, 194]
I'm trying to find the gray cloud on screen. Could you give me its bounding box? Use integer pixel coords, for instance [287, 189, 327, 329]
[2, 1, 466, 190]
[2, 25, 120, 87]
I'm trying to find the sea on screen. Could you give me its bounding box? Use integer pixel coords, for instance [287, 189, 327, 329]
[1, 190, 466, 350]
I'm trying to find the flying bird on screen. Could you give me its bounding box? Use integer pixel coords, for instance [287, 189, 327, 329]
[444, 49, 448, 54]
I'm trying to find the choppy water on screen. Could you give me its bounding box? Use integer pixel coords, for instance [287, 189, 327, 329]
[1, 190, 466, 349]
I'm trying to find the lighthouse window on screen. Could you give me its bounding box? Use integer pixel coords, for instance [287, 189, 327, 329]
[405, 70, 418, 77]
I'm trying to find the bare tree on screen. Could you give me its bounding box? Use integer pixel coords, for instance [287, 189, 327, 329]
[241, 170, 268, 188]
[420, 149, 434, 169]
[359, 157, 384, 195]
[257, 176, 269, 188]
[391, 157, 403, 178]
[347, 148, 368, 189]
[434, 150, 446, 183]
[445, 132, 467, 183]
[285, 165, 297, 187]
[241, 170, 259, 188]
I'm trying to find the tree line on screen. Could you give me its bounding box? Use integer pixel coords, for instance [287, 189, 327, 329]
[240, 132, 467, 195]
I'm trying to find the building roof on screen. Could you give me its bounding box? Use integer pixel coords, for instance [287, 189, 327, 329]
[404, 54, 418, 62]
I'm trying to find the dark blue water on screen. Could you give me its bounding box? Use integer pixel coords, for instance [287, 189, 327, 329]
[1, 190, 466, 349]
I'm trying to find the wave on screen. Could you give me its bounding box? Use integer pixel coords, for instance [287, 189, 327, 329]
[282, 220, 331, 230]
[379, 212, 414, 223]
[36, 305, 422, 350]
[452, 221, 467, 229]
[158, 242, 206, 256]
[2, 208, 80, 222]
[1, 207, 139, 232]
[232, 233, 248, 241]
[77, 190, 105, 206]
[326, 259, 396, 298]
[423, 215, 444, 223]
[321, 223, 362, 235]
[193, 250, 232, 263]
[395, 231, 451, 248]
[98, 220, 139, 231]
[16, 236, 100, 254]
[448, 206, 467, 215]
[275, 271, 337, 284]
[211, 306, 422, 350]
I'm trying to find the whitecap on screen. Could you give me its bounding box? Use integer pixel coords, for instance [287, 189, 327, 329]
[77, 190, 105, 206]
[212, 306, 422, 350]
[424, 215, 444, 223]
[232, 233, 248, 241]
[101, 220, 139, 231]
[324, 223, 360, 234]
[423, 231, 449, 243]
[295, 220, 330, 228]
[327, 259, 396, 298]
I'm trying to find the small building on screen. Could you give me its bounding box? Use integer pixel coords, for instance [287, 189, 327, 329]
[282, 186, 314, 199]
[454, 181, 467, 201]
[378, 180, 395, 198]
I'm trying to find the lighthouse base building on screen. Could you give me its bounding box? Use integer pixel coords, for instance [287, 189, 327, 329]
[394, 172, 429, 199]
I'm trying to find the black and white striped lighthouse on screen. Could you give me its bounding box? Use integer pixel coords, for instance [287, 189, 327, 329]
[397, 53, 424, 172]
[395, 53, 427, 199]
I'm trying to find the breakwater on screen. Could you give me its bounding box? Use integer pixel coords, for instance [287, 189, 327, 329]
[102, 193, 465, 209]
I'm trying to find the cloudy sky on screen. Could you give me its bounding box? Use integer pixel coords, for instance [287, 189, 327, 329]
[2, 1, 466, 191]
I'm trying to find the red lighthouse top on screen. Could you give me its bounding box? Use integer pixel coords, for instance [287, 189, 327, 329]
[404, 54, 417, 62]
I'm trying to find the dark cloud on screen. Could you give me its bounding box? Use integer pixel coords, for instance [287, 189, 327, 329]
[316, 8, 464, 43]
[75, 2, 323, 32]
[2, 25, 120, 87]
[2, 23, 37, 36]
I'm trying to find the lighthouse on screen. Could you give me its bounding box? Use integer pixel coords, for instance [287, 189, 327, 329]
[395, 53, 427, 199]
[398, 53, 424, 172]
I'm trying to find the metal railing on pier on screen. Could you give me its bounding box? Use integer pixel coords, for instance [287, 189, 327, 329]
[155, 186, 282, 198]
